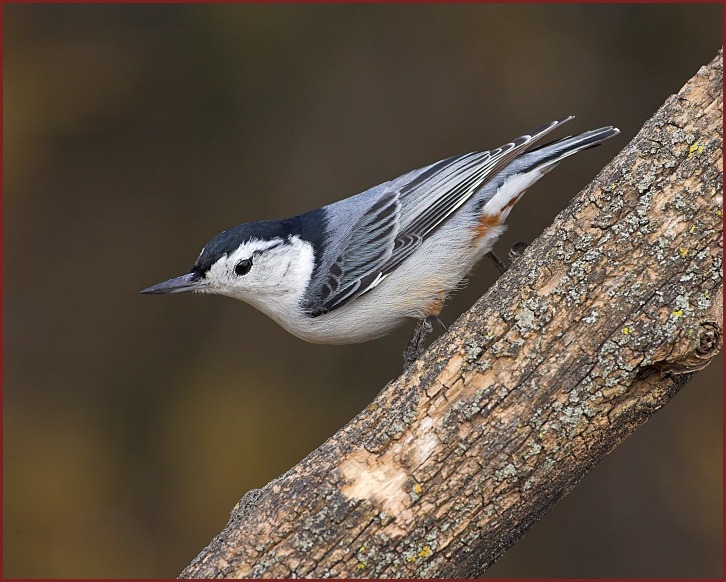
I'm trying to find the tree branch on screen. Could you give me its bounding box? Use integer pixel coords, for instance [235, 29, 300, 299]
[181, 48, 723, 579]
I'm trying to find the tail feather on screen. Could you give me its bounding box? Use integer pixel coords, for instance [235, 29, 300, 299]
[477, 123, 620, 220]
[526, 126, 621, 170]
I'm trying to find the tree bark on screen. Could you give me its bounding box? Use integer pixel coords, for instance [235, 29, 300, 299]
[181, 49, 723, 579]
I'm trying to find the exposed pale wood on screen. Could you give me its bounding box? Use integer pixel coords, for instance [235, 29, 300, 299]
[181, 49, 723, 579]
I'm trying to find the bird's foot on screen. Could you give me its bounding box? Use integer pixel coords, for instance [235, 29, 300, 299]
[486, 242, 528, 274]
[403, 316, 435, 369]
[508, 241, 528, 264]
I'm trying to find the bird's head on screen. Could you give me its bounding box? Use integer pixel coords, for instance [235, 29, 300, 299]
[141, 221, 316, 311]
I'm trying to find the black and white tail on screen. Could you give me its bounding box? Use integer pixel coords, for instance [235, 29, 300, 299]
[525, 124, 621, 172]
[479, 119, 620, 220]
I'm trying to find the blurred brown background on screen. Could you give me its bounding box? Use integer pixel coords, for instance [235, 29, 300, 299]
[4, 4, 722, 578]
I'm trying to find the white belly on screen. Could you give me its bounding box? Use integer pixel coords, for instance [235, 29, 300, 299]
[269, 218, 506, 344]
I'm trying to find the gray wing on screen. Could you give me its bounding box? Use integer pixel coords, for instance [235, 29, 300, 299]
[310, 117, 573, 315]
[314, 190, 400, 313]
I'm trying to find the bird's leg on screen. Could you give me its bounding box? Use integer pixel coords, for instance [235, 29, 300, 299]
[403, 290, 449, 368]
[486, 250, 508, 274]
[487, 241, 529, 274]
[403, 316, 435, 369]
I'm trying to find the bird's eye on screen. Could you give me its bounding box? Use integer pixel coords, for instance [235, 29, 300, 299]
[234, 258, 253, 276]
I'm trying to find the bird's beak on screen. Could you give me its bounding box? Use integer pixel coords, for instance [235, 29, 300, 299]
[140, 272, 205, 295]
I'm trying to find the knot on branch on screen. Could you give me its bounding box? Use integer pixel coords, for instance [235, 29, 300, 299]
[696, 320, 722, 358]
[656, 319, 723, 375]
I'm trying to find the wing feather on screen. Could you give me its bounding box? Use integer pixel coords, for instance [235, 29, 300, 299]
[309, 117, 572, 315]
[315, 190, 400, 313]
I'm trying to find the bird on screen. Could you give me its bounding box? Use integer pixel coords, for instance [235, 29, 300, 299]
[142, 116, 619, 367]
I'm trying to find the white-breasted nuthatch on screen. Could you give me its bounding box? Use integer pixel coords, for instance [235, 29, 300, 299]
[142, 116, 619, 366]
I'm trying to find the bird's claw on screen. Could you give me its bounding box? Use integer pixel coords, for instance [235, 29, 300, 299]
[508, 241, 528, 263]
[486, 242, 529, 274]
[403, 316, 435, 369]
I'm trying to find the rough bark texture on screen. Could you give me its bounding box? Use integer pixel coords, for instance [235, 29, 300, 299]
[181, 49, 723, 579]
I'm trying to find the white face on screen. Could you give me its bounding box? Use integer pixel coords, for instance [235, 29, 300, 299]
[200, 236, 315, 314]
